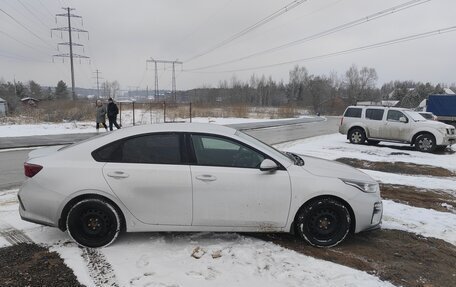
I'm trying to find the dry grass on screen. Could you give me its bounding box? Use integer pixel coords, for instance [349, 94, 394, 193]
[1, 101, 303, 125]
[2, 100, 94, 124]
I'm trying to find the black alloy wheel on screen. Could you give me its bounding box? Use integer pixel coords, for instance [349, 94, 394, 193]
[295, 198, 351, 247]
[66, 198, 121, 248]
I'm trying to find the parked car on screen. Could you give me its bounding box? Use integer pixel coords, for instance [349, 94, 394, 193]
[418, 112, 438, 121]
[339, 106, 456, 152]
[19, 123, 383, 248]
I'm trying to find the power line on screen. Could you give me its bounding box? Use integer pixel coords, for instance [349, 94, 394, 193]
[0, 29, 50, 55]
[185, 25, 456, 74]
[17, 0, 52, 30]
[186, 0, 431, 71]
[0, 8, 53, 48]
[184, 0, 309, 63]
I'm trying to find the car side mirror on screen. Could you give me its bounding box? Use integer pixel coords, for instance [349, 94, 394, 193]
[399, 116, 407, 123]
[260, 159, 278, 172]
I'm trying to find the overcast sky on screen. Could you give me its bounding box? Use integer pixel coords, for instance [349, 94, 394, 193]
[1, 0, 455, 91]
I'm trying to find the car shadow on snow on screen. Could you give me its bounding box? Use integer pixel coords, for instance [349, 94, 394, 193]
[362, 142, 455, 155]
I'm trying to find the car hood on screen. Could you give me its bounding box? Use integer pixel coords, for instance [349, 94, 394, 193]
[418, 120, 453, 129]
[27, 145, 65, 160]
[298, 154, 376, 183]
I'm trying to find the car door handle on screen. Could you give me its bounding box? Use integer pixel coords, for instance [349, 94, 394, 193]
[107, 171, 129, 179]
[195, 174, 217, 182]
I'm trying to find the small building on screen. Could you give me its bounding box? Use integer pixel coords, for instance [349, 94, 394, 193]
[21, 97, 40, 107]
[0, 97, 7, 116]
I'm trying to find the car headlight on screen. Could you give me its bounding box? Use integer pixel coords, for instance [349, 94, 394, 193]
[341, 179, 379, 193]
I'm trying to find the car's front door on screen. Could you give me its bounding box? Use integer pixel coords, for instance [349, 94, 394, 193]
[189, 134, 291, 228]
[382, 110, 410, 141]
[100, 133, 192, 225]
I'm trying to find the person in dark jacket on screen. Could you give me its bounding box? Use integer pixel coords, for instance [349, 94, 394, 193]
[107, 97, 121, 131]
[95, 99, 108, 131]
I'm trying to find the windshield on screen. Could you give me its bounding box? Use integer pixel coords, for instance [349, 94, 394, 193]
[404, 111, 427, 121]
[235, 130, 291, 164]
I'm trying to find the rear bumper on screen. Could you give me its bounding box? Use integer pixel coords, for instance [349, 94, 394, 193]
[17, 179, 62, 228]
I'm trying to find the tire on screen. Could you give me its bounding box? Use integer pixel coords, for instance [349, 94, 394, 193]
[66, 198, 121, 248]
[367, 140, 380, 145]
[415, 133, 436, 153]
[348, 128, 366, 144]
[295, 198, 351, 247]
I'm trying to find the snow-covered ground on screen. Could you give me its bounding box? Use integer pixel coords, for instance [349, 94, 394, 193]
[1, 131, 456, 286]
[0, 111, 310, 137]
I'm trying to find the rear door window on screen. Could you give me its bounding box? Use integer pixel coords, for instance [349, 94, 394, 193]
[344, 108, 362, 118]
[365, 109, 385, 121]
[93, 133, 184, 164]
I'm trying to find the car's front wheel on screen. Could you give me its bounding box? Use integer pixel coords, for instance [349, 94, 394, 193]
[415, 133, 436, 153]
[295, 198, 351, 247]
[348, 128, 366, 144]
[66, 198, 121, 248]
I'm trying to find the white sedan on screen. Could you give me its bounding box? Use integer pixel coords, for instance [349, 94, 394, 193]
[18, 123, 382, 248]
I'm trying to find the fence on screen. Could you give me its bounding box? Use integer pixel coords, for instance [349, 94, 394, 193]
[117, 101, 192, 127]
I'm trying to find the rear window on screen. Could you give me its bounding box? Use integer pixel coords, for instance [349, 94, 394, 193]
[344, 108, 362, 118]
[365, 109, 384, 121]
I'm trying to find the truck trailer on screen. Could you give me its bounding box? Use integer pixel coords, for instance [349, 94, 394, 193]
[426, 94, 456, 125]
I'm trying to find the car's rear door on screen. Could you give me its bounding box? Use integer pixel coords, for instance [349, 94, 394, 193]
[98, 132, 192, 225]
[189, 134, 291, 228]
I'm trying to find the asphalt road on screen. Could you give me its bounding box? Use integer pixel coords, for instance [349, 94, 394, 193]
[0, 117, 339, 190]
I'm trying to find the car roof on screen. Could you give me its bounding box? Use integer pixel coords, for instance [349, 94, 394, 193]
[109, 122, 237, 137]
[346, 105, 410, 111]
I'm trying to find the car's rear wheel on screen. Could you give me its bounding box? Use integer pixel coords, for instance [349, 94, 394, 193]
[295, 198, 351, 247]
[415, 133, 436, 153]
[66, 198, 121, 248]
[348, 128, 366, 144]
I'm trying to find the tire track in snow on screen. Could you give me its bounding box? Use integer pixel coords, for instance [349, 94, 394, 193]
[81, 247, 120, 287]
[0, 220, 33, 245]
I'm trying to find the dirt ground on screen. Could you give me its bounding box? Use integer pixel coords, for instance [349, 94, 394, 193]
[381, 183, 456, 213]
[253, 229, 456, 287]
[0, 243, 84, 287]
[336, 157, 456, 177]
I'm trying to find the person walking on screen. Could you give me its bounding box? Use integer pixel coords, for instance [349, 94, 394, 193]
[95, 99, 108, 132]
[107, 97, 121, 131]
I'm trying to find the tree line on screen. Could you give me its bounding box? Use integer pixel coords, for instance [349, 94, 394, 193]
[0, 80, 69, 112]
[184, 64, 453, 114]
[1, 64, 454, 115]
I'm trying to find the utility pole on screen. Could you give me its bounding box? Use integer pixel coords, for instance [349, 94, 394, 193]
[146, 58, 183, 102]
[93, 69, 103, 98]
[51, 7, 89, 101]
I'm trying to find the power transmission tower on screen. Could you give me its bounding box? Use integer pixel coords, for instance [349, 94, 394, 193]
[146, 58, 183, 102]
[51, 7, 89, 100]
[93, 69, 103, 98]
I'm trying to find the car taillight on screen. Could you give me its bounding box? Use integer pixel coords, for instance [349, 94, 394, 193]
[24, 163, 43, 178]
[340, 117, 344, 126]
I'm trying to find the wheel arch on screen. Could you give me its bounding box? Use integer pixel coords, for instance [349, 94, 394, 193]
[290, 194, 356, 235]
[58, 193, 126, 232]
[411, 130, 436, 146]
[347, 126, 367, 139]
